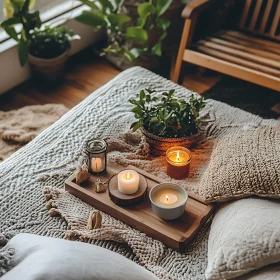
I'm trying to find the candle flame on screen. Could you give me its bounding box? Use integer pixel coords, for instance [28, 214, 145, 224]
[176, 151, 180, 161]
[166, 195, 169, 201]
[126, 172, 130, 179]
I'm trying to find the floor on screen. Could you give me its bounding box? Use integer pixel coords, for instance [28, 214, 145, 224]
[0, 48, 221, 112]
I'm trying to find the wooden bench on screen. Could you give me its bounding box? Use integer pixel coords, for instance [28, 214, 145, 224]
[171, 0, 280, 91]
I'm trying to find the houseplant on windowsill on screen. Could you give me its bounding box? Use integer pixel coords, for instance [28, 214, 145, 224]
[1, 0, 80, 82]
[76, 0, 172, 70]
[129, 89, 206, 155]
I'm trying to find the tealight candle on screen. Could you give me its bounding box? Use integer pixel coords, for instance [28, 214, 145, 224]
[150, 183, 188, 220]
[118, 170, 139, 195]
[91, 158, 104, 173]
[166, 146, 191, 180]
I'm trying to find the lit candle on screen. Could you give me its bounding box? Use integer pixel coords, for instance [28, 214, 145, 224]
[118, 170, 139, 195]
[91, 158, 104, 173]
[159, 193, 178, 205]
[149, 183, 188, 219]
[166, 146, 191, 180]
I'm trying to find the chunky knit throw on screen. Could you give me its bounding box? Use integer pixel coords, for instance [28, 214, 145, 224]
[0, 104, 68, 162]
[0, 67, 278, 279]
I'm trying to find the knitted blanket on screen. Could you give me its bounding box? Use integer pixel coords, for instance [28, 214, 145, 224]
[0, 104, 68, 162]
[0, 67, 278, 280]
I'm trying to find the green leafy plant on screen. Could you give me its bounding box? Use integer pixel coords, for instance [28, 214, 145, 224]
[76, 0, 172, 62]
[129, 89, 206, 138]
[29, 26, 80, 59]
[1, 0, 42, 66]
[1, 0, 79, 65]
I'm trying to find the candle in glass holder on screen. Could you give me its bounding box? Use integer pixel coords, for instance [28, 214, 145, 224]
[118, 170, 140, 195]
[86, 139, 107, 174]
[166, 146, 191, 180]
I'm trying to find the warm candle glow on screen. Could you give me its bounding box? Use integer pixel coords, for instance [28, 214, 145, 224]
[176, 151, 180, 162]
[118, 170, 139, 194]
[159, 193, 178, 205]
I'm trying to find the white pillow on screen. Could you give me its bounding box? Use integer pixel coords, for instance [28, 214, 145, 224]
[1, 233, 159, 280]
[206, 198, 280, 280]
[236, 263, 280, 280]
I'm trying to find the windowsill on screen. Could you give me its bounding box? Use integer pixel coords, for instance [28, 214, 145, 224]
[0, 5, 105, 95]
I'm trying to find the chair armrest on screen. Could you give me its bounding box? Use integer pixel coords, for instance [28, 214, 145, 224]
[182, 0, 212, 19]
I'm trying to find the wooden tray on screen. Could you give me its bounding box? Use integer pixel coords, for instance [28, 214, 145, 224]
[65, 165, 215, 252]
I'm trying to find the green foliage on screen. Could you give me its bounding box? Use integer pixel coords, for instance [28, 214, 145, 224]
[1, 0, 42, 66]
[29, 26, 80, 59]
[76, 0, 172, 62]
[129, 89, 206, 138]
[1, 0, 80, 65]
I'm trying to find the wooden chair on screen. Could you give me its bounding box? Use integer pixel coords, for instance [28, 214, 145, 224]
[171, 0, 280, 91]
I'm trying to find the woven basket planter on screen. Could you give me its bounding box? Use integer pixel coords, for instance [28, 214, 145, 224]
[141, 128, 201, 156]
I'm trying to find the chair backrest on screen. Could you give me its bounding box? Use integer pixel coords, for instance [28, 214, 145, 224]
[238, 0, 280, 41]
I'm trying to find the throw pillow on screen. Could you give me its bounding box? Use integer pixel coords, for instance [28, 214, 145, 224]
[200, 125, 280, 202]
[1, 233, 159, 280]
[205, 198, 280, 280]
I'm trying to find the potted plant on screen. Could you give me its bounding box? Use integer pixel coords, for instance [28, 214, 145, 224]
[76, 0, 172, 70]
[1, 0, 80, 82]
[129, 88, 206, 155]
[28, 26, 80, 82]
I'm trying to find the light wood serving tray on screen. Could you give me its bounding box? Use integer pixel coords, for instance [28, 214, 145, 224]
[65, 165, 215, 252]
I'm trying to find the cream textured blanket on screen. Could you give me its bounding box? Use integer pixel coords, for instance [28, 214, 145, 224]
[0, 104, 68, 161]
[0, 67, 278, 280]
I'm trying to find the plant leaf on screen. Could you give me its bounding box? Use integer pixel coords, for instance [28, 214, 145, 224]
[124, 27, 148, 44]
[152, 41, 161, 56]
[1, 17, 21, 27]
[98, 0, 114, 12]
[130, 121, 143, 132]
[138, 3, 156, 18]
[156, 18, 170, 30]
[18, 34, 29, 67]
[76, 11, 106, 27]
[107, 14, 131, 30]
[79, 0, 99, 10]
[4, 26, 18, 41]
[156, 0, 172, 16]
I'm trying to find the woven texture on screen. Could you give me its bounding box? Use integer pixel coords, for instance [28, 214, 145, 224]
[0, 104, 68, 162]
[0, 67, 279, 280]
[200, 126, 280, 202]
[206, 198, 280, 279]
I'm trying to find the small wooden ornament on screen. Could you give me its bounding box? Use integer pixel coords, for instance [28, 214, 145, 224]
[76, 170, 90, 185]
[87, 211, 102, 230]
[108, 174, 148, 206]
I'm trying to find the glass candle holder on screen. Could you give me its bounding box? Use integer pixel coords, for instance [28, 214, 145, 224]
[86, 139, 107, 175]
[166, 146, 191, 180]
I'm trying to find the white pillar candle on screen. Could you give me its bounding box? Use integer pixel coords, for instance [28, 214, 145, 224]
[91, 158, 104, 173]
[118, 170, 139, 195]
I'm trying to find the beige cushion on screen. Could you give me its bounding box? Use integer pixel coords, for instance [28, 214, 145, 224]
[205, 198, 280, 280]
[200, 126, 280, 202]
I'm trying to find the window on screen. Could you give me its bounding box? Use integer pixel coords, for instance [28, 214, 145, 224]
[0, 0, 81, 43]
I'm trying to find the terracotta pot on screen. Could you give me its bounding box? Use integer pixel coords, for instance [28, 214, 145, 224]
[28, 48, 70, 82]
[141, 128, 201, 156]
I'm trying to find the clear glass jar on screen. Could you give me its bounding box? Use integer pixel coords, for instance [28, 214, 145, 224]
[86, 139, 107, 174]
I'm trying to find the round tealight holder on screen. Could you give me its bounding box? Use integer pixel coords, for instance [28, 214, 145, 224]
[166, 146, 192, 180]
[149, 183, 188, 220]
[86, 138, 107, 175]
